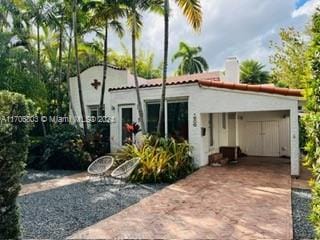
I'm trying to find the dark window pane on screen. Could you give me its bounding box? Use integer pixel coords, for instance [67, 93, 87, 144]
[89, 105, 105, 126]
[147, 103, 164, 136]
[122, 108, 133, 144]
[168, 102, 188, 141]
[209, 113, 213, 146]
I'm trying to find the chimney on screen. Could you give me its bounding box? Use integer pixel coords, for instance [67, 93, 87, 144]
[225, 57, 240, 84]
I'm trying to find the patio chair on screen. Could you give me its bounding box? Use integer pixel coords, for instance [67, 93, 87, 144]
[110, 157, 140, 209]
[110, 157, 140, 188]
[87, 156, 114, 184]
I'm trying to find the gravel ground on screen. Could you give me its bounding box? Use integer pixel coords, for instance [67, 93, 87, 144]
[21, 169, 80, 184]
[18, 179, 167, 239]
[292, 188, 315, 240]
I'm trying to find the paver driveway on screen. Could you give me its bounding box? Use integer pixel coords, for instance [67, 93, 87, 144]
[69, 157, 292, 239]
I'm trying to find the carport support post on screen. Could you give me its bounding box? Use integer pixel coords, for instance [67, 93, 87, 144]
[290, 108, 300, 176]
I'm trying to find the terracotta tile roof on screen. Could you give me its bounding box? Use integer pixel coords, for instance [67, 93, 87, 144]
[109, 74, 303, 97]
[198, 80, 303, 97]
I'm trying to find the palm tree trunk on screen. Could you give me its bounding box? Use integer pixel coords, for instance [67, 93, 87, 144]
[132, 12, 146, 133]
[73, 0, 88, 137]
[57, 11, 64, 117]
[66, 29, 81, 130]
[36, 20, 47, 136]
[157, 0, 169, 135]
[37, 21, 40, 82]
[99, 22, 108, 116]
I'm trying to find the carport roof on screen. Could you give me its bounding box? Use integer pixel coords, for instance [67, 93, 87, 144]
[199, 80, 303, 97]
[109, 78, 303, 97]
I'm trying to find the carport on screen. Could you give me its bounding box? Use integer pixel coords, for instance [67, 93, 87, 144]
[188, 81, 303, 176]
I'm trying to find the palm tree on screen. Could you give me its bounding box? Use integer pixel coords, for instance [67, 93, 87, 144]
[172, 41, 208, 75]
[240, 60, 270, 85]
[86, 0, 125, 116]
[73, 0, 88, 137]
[124, 0, 163, 134]
[157, 0, 202, 135]
[23, 0, 56, 82]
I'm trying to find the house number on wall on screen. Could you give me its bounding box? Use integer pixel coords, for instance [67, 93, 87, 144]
[193, 113, 197, 127]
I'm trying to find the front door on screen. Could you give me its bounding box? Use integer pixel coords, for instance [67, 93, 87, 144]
[120, 106, 133, 145]
[246, 121, 280, 156]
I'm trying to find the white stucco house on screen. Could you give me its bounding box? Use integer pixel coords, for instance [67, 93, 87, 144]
[69, 57, 304, 176]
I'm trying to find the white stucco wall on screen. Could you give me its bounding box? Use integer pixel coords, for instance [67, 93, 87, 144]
[109, 84, 301, 175]
[69, 65, 129, 123]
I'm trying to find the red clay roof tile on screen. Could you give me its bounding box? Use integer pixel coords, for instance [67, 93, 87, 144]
[109, 74, 303, 97]
[198, 80, 303, 97]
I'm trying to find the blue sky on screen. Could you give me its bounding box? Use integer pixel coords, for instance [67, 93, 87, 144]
[295, 0, 310, 8]
[104, 0, 320, 74]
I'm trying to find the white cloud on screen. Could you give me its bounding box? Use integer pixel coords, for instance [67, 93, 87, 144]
[107, 0, 317, 74]
[292, 0, 320, 18]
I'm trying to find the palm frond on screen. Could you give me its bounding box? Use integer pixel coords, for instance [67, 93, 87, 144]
[175, 0, 202, 31]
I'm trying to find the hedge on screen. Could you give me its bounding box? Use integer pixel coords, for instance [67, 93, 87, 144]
[0, 91, 35, 239]
[303, 8, 320, 237]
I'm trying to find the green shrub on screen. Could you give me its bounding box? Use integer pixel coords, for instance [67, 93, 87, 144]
[0, 91, 35, 239]
[85, 122, 111, 160]
[41, 124, 91, 170]
[303, 8, 320, 237]
[119, 135, 194, 183]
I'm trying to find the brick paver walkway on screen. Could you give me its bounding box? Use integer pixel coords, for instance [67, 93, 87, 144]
[69, 157, 292, 239]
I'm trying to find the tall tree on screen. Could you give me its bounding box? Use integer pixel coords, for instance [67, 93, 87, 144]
[240, 60, 269, 85]
[73, 0, 88, 136]
[86, 0, 125, 116]
[303, 8, 320, 238]
[157, 0, 202, 134]
[270, 27, 311, 89]
[124, 0, 163, 133]
[23, 0, 56, 82]
[172, 41, 208, 75]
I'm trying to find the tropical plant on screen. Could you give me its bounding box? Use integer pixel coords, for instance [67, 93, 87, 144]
[303, 8, 320, 237]
[22, 0, 57, 82]
[0, 91, 35, 239]
[270, 27, 311, 89]
[172, 41, 208, 75]
[85, 0, 125, 116]
[157, 0, 202, 134]
[240, 60, 270, 85]
[108, 46, 162, 79]
[41, 124, 91, 170]
[119, 135, 194, 183]
[0, 32, 48, 109]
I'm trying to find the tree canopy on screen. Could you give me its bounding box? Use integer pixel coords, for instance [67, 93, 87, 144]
[270, 27, 311, 89]
[172, 41, 208, 76]
[240, 60, 269, 85]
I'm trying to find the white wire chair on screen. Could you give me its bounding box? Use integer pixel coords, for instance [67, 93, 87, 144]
[110, 157, 140, 209]
[87, 156, 114, 183]
[111, 157, 140, 183]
